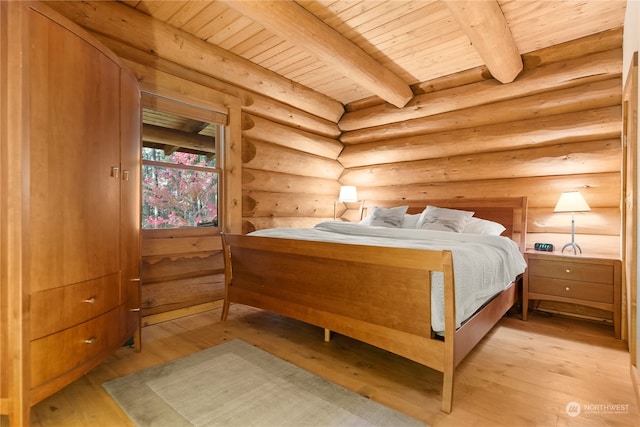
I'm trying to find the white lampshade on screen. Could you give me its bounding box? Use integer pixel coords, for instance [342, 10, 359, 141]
[554, 191, 591, 213]
[338, 186, 358, 202]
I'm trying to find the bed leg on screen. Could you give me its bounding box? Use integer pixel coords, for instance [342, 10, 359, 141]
[441, 371, 453, 413]
[324, 328, 331, 342]
[220, 232, 231, 321]
[221, 299, 230, 321]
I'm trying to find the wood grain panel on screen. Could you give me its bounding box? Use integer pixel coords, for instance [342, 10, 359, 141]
[242, 113, 342, 160]
[243, 169, 340, 195]
[142, 235, 222, 257]
[243, 192, 336, 218]
[339, 49, 621, 131]
[528, 207, 620, 235]
[141, 275, 224, 316]
[501, 0, 625, 53]
[356, 173, 620, 207]
[141, 252, 223, 284]
[242, 139, 343, 179]
[528, 258, 614, 284]
[339, 106, 621, 168]
[30, 274, 120, 340]
[30, 308, 124, 389]
[341, 78, 621, 145]
[528, 280, 613, 311]
[28, 11, 121, 292]
[341, 139, 620, 187]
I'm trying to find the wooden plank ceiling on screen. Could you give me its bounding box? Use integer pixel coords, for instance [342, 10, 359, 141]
[122, 0, 627, 108]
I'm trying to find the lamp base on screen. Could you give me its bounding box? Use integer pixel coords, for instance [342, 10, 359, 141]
[335, 199, 364, 221]
[561, 241, 582, 255]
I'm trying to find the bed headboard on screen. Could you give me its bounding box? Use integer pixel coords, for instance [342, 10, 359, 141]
[362, 197, 528, 253]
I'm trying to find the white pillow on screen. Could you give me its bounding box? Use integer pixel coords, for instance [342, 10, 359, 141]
[417, 206, 474, 232]
[401, 213, 421, 229]
[462, 217, 506, 235]
[360, 206, 408, 228]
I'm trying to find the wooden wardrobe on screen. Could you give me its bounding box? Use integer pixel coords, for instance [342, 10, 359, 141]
[0, 2, 141, 425]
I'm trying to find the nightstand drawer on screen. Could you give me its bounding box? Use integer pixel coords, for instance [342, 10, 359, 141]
[528, 259, 613, 284]
[528, 276, 613, 303]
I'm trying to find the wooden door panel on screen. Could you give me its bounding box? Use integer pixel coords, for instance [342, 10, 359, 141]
[29, 12, 120, 292]
[120, 69, 142, 344]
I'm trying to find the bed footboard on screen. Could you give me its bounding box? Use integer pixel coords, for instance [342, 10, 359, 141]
[220, 197, 526, 414]
[221, 233, 458, 412]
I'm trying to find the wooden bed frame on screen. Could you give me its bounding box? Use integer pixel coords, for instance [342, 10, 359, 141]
[221, 197, 527, 413]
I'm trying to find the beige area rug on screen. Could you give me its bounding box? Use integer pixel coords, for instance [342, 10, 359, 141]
[103, 339, 428, 427]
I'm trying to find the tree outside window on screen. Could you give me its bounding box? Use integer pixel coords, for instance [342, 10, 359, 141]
[141, 100, 223, 230]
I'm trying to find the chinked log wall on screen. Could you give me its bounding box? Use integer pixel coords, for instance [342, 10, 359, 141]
[49, 0, 622, 322]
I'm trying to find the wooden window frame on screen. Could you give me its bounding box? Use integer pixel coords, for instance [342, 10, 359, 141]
[141, 92, 227, 236]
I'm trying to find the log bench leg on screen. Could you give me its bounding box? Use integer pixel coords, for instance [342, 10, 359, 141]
[324, 328, 331, 342]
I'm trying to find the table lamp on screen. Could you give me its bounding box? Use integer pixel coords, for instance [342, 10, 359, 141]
[334, 186, 358, 220]
[553, 191, 591, 255]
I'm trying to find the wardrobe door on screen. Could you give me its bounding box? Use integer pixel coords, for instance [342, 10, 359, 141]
[29, 9, 121, 295]
[120, 70, 142, 348]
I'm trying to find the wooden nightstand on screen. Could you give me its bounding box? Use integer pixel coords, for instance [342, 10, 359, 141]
[522, 251, 621, 338]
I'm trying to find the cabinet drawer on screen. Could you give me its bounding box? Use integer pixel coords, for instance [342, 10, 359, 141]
[527, 259, 613, 284]
[30, 307, 125, 388]
[529, 276, 613, 304]
[31, 273, 120, 340]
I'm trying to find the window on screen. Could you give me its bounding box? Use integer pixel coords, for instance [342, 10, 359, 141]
[141, 94, 226, 230]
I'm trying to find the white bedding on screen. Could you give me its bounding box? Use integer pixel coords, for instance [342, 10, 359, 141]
[249, 221, 527, 333]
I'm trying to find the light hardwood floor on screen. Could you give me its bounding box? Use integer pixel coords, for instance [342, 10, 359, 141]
[8, 306, 639, 427]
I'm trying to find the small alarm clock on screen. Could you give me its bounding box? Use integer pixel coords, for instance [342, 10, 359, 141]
[534, 242, 554, 252]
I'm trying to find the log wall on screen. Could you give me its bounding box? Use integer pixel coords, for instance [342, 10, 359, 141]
[241, 113, 344, 233]
[140, 229, 225, 324]
[338, 29, 623, 261]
